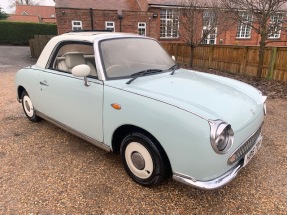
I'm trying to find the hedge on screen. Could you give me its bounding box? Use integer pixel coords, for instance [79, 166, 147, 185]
[0, 21, 57, 45]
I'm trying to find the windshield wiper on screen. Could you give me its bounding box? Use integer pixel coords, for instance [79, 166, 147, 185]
[126, 69, 163, 84]
[169, 64, 179, 75]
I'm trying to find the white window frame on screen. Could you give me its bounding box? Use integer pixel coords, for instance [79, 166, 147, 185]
[160, 9, 179, 39]
[71, 20, 82, 31]
[268, 13, 283, 39]
[138, 22, 146, 36]
[236, 12, 252, 39]
[21, 11, 28, 15]
[202, 10, 217, 44]
[105, 21, 115, 32]
[202, 28, 217, 44]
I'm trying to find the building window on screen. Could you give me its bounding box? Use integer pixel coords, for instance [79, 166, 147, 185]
[138, 22, 146, 36]
[269, 13, 283, 39]
[160, 9, 179, 38]
[21, 11, 28, 15]
[72, 20, 82, 31]
[202, 10, 217, 44]
[105, 21, 115, 32]
[236, 12, 252, 38]
[203, 29, 217, 44]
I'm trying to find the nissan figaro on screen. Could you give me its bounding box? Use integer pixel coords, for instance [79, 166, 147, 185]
[15, 32, 267, 189]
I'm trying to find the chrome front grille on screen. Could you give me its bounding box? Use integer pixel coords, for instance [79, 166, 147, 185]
[228, 126, 262, 165]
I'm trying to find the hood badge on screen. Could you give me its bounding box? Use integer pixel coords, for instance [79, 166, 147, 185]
[250, 108, 256, 115]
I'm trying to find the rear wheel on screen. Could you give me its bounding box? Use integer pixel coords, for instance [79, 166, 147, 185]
[21, 91, 40, 122]
[120, 132, 170, 187]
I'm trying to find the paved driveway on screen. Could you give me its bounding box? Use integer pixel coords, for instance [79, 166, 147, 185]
[0, 45, 36, 71]
[0, 46, 286, 214]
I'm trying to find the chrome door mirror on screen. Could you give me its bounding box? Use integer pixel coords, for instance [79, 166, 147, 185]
[71, 64, 91, 86]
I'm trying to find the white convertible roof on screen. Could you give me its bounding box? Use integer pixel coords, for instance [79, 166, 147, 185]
[36, 31, 143, 68]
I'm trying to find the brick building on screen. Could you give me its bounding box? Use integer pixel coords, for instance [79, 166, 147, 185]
[7, 4, 56, 23]
[55, 0, 287, 46]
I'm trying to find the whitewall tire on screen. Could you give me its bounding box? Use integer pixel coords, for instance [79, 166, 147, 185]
[21, 91, 40, 122]
[120, 132, 171, 187]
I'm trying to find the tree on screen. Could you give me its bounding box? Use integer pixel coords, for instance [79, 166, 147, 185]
[9, 0, 43, 10]
[16, 0, 42, 5]
[179, 0, 234, 67]
[0, 8, 9, 20]
[220, 0, 287, 80]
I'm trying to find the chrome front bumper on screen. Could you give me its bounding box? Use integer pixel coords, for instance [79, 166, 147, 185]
[173, 135, 262, 190]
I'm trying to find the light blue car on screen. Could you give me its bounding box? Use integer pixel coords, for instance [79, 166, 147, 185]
[15, 32, 267, 189]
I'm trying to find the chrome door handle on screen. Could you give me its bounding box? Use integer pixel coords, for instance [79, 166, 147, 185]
[40, 81, 49, 86]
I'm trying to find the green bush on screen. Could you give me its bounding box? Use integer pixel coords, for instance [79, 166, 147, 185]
[0, 21, 57, 45]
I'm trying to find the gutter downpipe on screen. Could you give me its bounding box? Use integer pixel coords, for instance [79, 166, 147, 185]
[90, 8, 94, 30]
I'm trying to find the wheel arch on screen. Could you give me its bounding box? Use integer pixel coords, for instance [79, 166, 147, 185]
[111, 124, 172, 173]
[17, 85, 26, 101]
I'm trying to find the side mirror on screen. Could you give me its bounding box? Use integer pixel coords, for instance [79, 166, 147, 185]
[71, 64, 91, 77]
[71, 64, 91, 87]
[172, 55, 176, 61]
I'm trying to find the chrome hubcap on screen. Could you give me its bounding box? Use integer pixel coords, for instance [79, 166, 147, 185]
[131, 152, 145, 170]
[23, 95, 34, 118]
[125, 142, 153, 179]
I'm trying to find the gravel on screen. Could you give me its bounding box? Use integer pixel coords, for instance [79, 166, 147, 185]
[0, 46, 286, 214]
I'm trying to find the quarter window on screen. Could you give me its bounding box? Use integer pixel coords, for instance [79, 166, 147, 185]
[105, 21, 115, 32]
[51, 42, 97, 78]
[160, 9, 179, 38]
[236, 12, 252, 38]
[138, 22, 146, 36]
[72, 20, 82, 31]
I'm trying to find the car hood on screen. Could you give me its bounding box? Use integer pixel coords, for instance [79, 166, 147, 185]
[109, 69, 264, 132]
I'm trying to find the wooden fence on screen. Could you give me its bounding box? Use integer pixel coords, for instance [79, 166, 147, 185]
[162, 43, 287, 82]
[29, 35, 55, 58]
[28, 36, 286, 82]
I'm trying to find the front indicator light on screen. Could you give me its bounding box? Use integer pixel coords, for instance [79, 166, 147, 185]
[228, 154, 237, 164]
[111, 103, 121, 110]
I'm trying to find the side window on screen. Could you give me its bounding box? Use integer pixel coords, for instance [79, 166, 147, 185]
[105, 21, 115, 32]
[72, 20, 82, 31]
[50, 42, 98, 78]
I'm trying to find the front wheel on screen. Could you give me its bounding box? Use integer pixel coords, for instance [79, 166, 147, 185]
[120, 132, 170, 187]
[21, 91, 40, 122]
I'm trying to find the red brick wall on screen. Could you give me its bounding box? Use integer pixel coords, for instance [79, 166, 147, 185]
[56, 7, 287, 47]
[56, 8, 159, 37]
[217, 21, 287, 46]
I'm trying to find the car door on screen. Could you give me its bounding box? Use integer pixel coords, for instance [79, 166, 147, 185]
[37, 42, 104, 143]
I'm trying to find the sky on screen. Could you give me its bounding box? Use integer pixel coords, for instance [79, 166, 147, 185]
[0, 0, 55, 13]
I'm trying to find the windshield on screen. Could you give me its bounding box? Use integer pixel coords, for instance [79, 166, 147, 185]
[100, 38, 175, 79]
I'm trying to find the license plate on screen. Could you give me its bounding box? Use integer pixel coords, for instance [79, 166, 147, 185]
[243, 138, 262, 167]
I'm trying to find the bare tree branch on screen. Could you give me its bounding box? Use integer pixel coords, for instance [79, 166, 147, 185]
[9, 0, 44, 10]
[179, 0, 234, 67]
[220, 0, 287, 80]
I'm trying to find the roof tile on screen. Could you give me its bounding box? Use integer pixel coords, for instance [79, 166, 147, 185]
[56, 0, 142, 11]
[15, 5, 56, 19]
[7, 15, 40, 23]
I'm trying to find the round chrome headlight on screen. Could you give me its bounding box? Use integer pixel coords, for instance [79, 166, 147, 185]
[209, 120, 234, 154]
